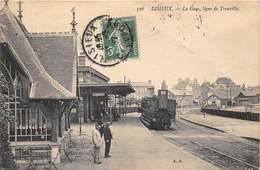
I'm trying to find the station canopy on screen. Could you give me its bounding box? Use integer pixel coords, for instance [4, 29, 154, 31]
[78, 83, 135, 96]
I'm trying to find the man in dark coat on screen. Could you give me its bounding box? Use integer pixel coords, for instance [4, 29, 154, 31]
[103, 122, 113, 158]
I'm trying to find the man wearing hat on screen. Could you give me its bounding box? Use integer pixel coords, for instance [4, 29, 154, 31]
[103, 122, 113, 158]
[92, 123, 102, 164]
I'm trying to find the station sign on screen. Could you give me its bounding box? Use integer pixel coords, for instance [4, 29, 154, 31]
[92, 93, 105, 96]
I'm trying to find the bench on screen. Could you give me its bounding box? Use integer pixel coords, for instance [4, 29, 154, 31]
[15, 144, 58, 170]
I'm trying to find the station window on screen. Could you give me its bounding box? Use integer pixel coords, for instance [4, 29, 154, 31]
[160, 90, 166, 95]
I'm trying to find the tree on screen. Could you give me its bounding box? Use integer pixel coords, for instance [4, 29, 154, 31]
[215, 77, 235, 86]
[175, 79, 189, 90]
[0, 71, 16, 169]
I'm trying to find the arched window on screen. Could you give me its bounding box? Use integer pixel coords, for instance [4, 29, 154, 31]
[0, 71, 9, 96]
[0, 63, 14, 97]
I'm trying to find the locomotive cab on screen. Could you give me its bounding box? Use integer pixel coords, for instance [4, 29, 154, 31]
[158, 90, 169, 109]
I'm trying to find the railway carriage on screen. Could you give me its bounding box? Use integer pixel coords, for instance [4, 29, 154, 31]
[140, 89, 176, 130]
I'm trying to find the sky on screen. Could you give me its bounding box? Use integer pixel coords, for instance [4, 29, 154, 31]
[3, 0, 260, 89]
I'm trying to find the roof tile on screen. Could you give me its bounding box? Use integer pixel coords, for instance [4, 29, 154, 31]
[30, 34, 77, 96]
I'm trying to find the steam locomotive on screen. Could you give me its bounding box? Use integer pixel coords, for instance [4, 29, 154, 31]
[139, 89, 176, 130]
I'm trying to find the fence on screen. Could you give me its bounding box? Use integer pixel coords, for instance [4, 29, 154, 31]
[201, 108, 260, 122]
[70, 106, 139, 123]
[9, 107, 51, 142]
[112, 107, 138, 114]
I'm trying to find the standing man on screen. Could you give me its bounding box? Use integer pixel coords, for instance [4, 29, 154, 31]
[92, 123, 102, 164]
[103, 122, 113, 158]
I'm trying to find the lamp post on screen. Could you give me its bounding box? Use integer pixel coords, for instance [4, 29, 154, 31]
[228, 84, 237, 107]
[180, 92, 186, 115]
[180, 98, 183, 115]
[78, 84, 82, 136]
[13, 78, 17, 143]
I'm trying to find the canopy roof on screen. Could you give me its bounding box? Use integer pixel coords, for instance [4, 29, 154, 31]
[239, 90, 257, 97]
[79, 83, 135, 96]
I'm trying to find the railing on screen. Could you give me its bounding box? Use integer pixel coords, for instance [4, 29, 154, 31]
[107, 106, 139, 121]
[201, 108, 260, 122]
[8, 107, 50, 142]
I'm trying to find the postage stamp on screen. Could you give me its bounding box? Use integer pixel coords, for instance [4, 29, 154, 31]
[102, 16, 139, 60]
[82, 15, 138, 67]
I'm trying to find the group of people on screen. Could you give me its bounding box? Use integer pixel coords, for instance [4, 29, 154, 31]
[92, 120, 113, 164]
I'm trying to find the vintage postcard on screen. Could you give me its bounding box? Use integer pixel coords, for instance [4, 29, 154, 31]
[0, 0, 259, 170]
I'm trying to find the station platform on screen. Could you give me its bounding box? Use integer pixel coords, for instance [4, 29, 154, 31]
[180, 109, 260, 140]
[59, 113, 219, 170]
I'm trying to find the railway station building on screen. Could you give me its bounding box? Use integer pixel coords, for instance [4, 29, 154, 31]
[0, 5, 77, 162]
[76, 63, 135, 123]
[0, 3, 135, 164]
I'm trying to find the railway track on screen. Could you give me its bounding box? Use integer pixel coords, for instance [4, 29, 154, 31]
[190, 140, 259, 170]
[156, 120, 259, 170]
[172, 138, 258, 170]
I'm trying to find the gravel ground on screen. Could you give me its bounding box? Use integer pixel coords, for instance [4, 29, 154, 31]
[56, 113, 219, 170]
[153, 117, 259, 170]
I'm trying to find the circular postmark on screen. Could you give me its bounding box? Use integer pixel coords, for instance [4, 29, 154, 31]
[82, 15, 133, 67]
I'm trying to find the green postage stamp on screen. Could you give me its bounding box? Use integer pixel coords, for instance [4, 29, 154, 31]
[82, 15, 139, 66]
[102, 16, 139, 61]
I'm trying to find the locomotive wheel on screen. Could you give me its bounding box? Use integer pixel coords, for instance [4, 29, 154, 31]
[161, 121, 170, 130]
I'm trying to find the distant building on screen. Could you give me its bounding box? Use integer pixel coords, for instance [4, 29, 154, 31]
[200, 82, 212, 104]
[173, 78, 201, 105]
[127, 80, 155, 102]
[147, 87, 155, 97]
[200, 80, 241, 106]
[206, 85, 243, 108]
[172, 90, 193, 107]
[174, 78, 197, 90]
[254, 85, 260, 94]
[191, 83, 201, 104]
[207, 90, 230, 109]
[235, 91, 260, 106]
